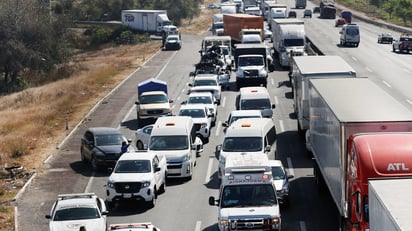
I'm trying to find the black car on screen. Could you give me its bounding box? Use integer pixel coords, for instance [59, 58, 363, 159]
[313, 6, 320, 13]
[377, 33, 394, 44]
[303, 9, 312, 18]
[80, 127, 130, 171]
[288, 10, 297, 18]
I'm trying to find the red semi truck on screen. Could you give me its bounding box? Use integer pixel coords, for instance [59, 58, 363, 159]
[223, 14, 264, 43]
[308, 78, 412, 231]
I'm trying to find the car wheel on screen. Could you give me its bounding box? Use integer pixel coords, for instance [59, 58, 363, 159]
[106, 200, 114, 210]
[159, 177, 166, 194]
[91, 156, 99, 172]
[392, 46, 396, 52]
[80, 147, 87, 163]
[147, 189, 157, 208]
[136, 141, 144, 150]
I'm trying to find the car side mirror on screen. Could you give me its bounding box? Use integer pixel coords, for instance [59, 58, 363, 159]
[288, 175, 294, 179]
[216, 144, 222, 152]
[188, 83, 193, 87]
[101, 211, 109, 216]
[45, 215, 51, 219]
[191, 144, 197, 150]
[209, 196, 218, 206]
[169, 99, 174, 103]
[265, 145, 271, 152]
[271, 104, 276, 109]
[222, 121, 229, 127]
[189, 71, 195, 77]
[135, 101, 140, 105]
[339, 31, 343, 34]
[155, 167, 161, 172]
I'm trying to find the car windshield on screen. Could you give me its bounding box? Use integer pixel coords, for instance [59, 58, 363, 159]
[149, 135, 188, 150]
[179, 109, 206, 118]
[222, 137, 262, 152]
[53, 207, 100, 221]
[284, 38, 305, 46]
[229, 115, 261, 125]
[239, 57, 264, 66]
[221, 184, 277, 208]
[167, 37, 179, 41]
[240, 98, 271, 110]
[114, 160, 151, 173]
[347, 28, 359, 35]
[193, 79, 217, 86]
[271, 166, 286, 180]
[95, 134, 123, 146]
[188, 96, 213, 104]
[140, 94, 168, 104]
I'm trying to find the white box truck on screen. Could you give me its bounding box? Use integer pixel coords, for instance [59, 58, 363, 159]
[291, 55, 356, 136]
[369, 179, 412, 231]
[271, 18, 306, 67]
[209, 152, 281, 231]
[308, 78, 412, 231]
[121, 10, 175, 36]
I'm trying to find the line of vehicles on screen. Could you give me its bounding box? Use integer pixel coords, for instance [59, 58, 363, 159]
[44, 0, 412, 230]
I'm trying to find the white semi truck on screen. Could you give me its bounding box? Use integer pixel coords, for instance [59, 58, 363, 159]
[121, 10, 178, 36]
[308, 77, 412, 231]
[369, 178, 412, 231]
[291, 55, 356, 136]
[271, 18, 306, 67]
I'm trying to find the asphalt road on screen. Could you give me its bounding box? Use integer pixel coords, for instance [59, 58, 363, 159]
[15, 0, 412, 230]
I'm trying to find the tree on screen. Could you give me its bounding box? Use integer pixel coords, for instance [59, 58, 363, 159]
[394, 0, 412, 26]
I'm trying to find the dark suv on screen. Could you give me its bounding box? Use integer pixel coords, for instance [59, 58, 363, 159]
[80, 127, 130, 171]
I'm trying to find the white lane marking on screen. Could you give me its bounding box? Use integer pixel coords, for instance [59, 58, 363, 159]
[271, 78, 275, 86]
[365, 67, 373, 73]
[407, 99, 412, 105]
[300, 221, 307, 231]
[44, 154, 53, 164]
[287, 157, 295, 177]
[274, 96, 279, 105]
[195, 221, 202, 231]
[155, 52, 177, 79]
[351, 56, 357, 62]
[84, 172, 95, 193]
[382, 80, 392, 88]
[181, 88, 185, 93]
[215, 121, 222, 137]
[222, 96, 226, 107]
[205, 158, 214, 184]
[279, 120, 284, 133]
[176, 96, 181, 101]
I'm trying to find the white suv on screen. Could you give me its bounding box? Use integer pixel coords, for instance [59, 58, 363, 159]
[183, 92, 218, 125]
[106, 151, 167, 209]
[189, 74, 222, 105]
[45, 193, 108, 231]
[178, 104, 212, 143]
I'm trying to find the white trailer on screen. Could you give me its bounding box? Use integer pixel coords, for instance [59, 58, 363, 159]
[121, 10, 172, 36]
[292, 56, 356, 135]
[369, 179, 412, 231]
[271, 19, 306, 67]
[308, 78, 412, 229]
[268, 4, 288, 26]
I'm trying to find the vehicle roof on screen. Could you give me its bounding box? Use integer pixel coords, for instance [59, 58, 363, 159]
[108, 222, 158, 231]
[225, 152, 271, 172]
[230, 110, 262, 117]
[292, 55, 356, 75]
[166, 35, 180, 39]
[151, 116, 193, 136]
[118, 151, 157, 161]
[87, 127, 121, 135]
[54, 193, 99, 209]
[188, 92, 214, 97]
[239, 87, 271, 100]
[193, 75, 219, 80]
[310, 78, 412, 122]
[179, 104, 207, 110]
[225, 118, 273, 137]
[268, 159, 283, 167]
[272, 18, 304, 25]
[140, 91, 167, 96]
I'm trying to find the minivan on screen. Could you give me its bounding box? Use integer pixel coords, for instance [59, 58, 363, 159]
[236, 86, 276, 118]
[340, 24, 360, 47]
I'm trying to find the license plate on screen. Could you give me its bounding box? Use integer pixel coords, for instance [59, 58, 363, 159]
[123, 193, 132, 198]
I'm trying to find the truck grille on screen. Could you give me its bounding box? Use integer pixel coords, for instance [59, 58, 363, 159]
[228, 218, 273, 230]
[147, 109, 165, 115]
[114, 182, 142, 193]
[167, 163, 183, 169]
[244, 69, 259, 77]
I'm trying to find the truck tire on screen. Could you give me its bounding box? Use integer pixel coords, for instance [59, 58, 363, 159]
[136, 141, 144, 150]
[147, 189, 157, 208]
[159, 176, 167, 194]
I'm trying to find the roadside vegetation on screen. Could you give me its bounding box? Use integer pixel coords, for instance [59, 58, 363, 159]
[337, 0, 412, 27]
[0, 0, 212, 229]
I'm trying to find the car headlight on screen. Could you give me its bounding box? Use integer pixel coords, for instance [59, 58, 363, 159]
[107, 181, 114, 189]
[200, 123, 207, 128]
[142, 181, 151, 188]
[236, 70, 244, 77]
[259, 68, 267, 77]
[182, 153, 191, 162]
[209, 108, 214, 114]
[219, 219, 229, 228]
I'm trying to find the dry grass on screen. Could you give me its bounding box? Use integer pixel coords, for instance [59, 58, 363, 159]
[0, 2, 215, 230]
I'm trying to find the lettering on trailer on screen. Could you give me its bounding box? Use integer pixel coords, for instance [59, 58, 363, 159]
[387, 163, 410, 171]
[124, 14, 135, 22]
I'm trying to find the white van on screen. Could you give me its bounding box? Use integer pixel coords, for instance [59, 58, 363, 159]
[339, 23, 360, 47]
[148, 116, 198, 179]
[237, 86, 276, 118]
[216, 118, 277, 179]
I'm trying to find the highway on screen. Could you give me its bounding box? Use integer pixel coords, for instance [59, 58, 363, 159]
[15, 0, 412, 230]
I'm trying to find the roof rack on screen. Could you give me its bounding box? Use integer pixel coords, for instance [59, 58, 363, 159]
[108, 223, 153, 230]
[57, 193, 96, 200]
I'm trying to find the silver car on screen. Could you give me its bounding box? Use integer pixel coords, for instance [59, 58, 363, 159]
[135, 124, 154, 150]
[269, 160, 294, 206]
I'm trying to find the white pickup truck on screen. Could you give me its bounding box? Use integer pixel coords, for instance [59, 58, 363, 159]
[106, 151, 167, 209]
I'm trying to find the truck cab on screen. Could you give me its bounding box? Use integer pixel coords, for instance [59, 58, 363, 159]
[209, 152, 281, 231]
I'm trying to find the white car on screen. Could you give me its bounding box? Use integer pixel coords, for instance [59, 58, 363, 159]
[45, 193, 108, 231]
[108, 222, 161, 231]
[178, 104, 212, 143]
[135, 124, 154, 150]
[106, 151, 167, 209]
[189, 74, 221, 105]
[268, 160, 293, 205]
[183, 92, 218, 125]
[222, 110, 263, 128]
